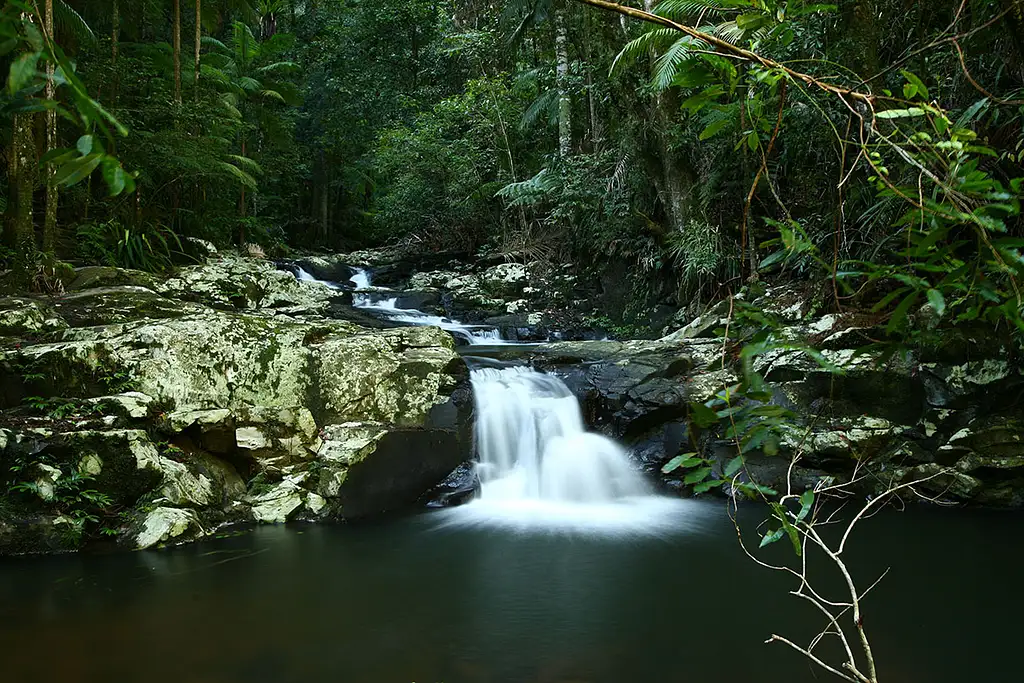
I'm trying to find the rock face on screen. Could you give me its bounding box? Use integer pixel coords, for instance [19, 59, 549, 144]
[0, 254, 470, 554]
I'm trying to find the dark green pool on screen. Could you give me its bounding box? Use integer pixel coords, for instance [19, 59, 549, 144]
[0, 501, 1019, 683]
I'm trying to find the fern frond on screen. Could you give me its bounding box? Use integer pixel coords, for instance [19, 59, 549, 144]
[610, 28, 679, 75]
[216, 161, 258, 189]
[496, 168, 559, 206]
[520, 88, 558, 130]
[707, 21, 746, 45]
[227, 154, 263, 175]
[653, 0, 734, 22]
[652, 36, 707, 91]
[55, 0, 96, 44]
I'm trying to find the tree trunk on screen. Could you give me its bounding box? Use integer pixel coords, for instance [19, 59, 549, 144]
[173, 0, 182, 104]
[555, 0, 572, 158]
[112, 0, 120, 100]
[194, 0, 201, 101]
[843, 0, 880, 79]
[43, 0, 58, 254]
[641, 0, 692, 234]
[4, 114, 36, 268]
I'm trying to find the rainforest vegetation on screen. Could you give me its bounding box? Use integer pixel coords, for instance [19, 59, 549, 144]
[2, 0, 1024, 336]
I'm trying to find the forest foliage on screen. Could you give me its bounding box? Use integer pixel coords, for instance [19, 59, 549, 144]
[1, 0, 1023, 339]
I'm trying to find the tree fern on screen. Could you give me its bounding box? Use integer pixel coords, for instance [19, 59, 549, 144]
[496, 168, 559, 207]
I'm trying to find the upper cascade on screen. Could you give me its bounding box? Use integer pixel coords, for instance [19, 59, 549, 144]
[294, 263, 508, 345]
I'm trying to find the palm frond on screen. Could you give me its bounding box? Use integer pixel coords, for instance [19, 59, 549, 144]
[55, 0, 96, 44]
[496, 168, 559, 206]
[610, 28, 681, 75]
[652, 36, 708, 91]
[653, 0, 735, 22]
[216, 161, 258, 189]
[227, 154, 263, 175]
[520, 88, 558, 130]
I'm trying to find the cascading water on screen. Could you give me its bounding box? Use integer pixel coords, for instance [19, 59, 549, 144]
[349, 268, 371, 290]
[442, 366, 687, 533]
[299, 265, 509, 345]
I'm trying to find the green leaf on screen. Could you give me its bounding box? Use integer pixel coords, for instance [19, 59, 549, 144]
[53, 153, 103, 187]
[693, 480, 725, 494]
[7, 52, 40, 94]
[724, 455, 744, 477]
[684, 467, 713, 485]
[690, 401, 720, 428]
[760, 528, 785, 548]
[900, 70, 929, 100]
[876, 107, 927, 119]
[926, 289, 946, 318]
[886, 291, 920, 334]
[699, 117, 731, 141]
[796, 490, 815, 522]
[76, 135, 93, 156]
[736, 13, 770, 31]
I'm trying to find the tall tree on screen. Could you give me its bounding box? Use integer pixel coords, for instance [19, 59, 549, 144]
[173, 0, 183, 104]
[554, 0, 572, 157]
[44, 0, 58, 253]
[195, 0, 202, 101]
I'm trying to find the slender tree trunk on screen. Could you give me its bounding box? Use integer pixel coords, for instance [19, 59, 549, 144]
[194, 0, 201, 102]
[239, 137, 247, 243]
[173, 0, 182, 104]
[555, 0, 572, 158]
[43, 0, 58, 254]
[112, 0, 120, 101]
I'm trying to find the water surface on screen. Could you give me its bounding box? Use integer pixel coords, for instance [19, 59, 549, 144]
[1, 502, 1020, 683]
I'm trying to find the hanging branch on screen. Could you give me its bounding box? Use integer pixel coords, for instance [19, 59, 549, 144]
[570, 0, 876, 104]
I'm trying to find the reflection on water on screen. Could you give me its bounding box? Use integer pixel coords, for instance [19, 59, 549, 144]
[0, 502, 1021, 683]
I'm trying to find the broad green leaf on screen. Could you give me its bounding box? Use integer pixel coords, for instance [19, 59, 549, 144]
[690, 401, 720, 428]
[700, 118, 731, 141]
[77, 135, 93, 156]
[724, 455, 744, 477]
[53, 153, 103, 187]
[900, 70, 929, 100]
[796, 490, 815, 522]
[7, 52, 40, 94]
[760, 528, 785, 548]
[684, 467, 713, 485]
[736, 13, 770, 31]
[926, 289, 946, 317]
[876, 107, 927, 119]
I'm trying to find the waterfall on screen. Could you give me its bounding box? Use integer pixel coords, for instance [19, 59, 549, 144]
[442, 366, 687, 533]
[472, 367, 649, 502]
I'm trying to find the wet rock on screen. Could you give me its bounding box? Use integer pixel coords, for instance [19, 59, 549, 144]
[423, 462, 479, 507]
[132, 507, 203, 550]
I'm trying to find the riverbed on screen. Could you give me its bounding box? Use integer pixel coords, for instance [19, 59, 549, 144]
[1, 501, 1020, 683]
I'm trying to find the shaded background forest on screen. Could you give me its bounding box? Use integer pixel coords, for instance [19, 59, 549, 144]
[3, 0, 1024, 325]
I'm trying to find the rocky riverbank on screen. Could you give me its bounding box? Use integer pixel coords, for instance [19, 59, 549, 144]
[3, 246, 1022, 555]
[0, 253, 471, 553]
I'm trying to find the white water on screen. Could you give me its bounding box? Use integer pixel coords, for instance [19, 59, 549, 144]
[297, 265, 509, 345]
[442, 366, 688, 534]
[349, 268, 371, 290]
